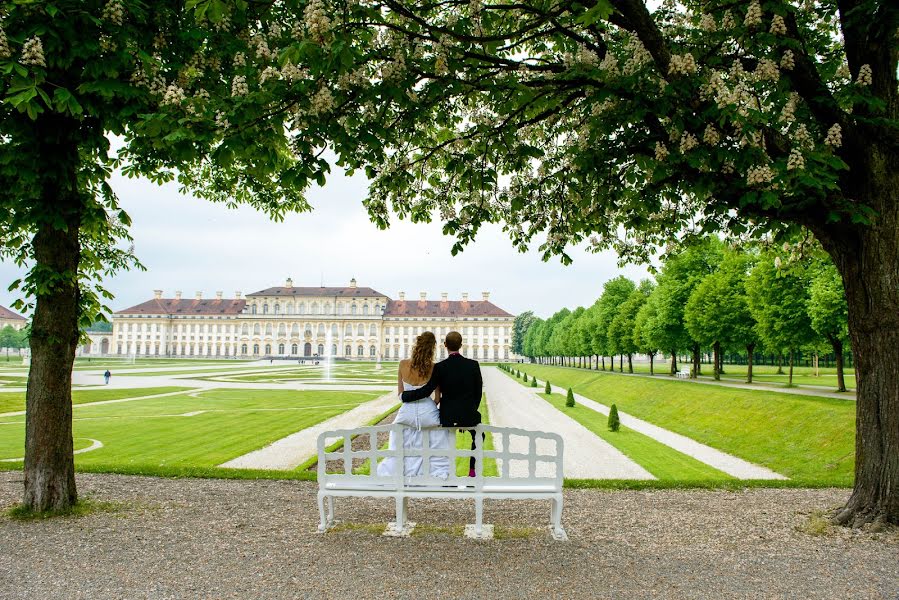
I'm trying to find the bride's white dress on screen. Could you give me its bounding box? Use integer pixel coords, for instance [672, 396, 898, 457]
[376, 381, 451, 480]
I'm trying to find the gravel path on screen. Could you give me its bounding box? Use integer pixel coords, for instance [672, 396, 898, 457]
[219, 392, 399, 470]
[484, 368, 654, 479]
[0, 473, 895, 598]
[531, 376, 787, 480]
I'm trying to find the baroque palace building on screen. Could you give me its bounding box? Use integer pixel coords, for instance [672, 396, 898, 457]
[109, 278, 517, 361]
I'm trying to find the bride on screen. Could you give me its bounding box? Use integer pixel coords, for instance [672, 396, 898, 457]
[376, 331, 450, 480]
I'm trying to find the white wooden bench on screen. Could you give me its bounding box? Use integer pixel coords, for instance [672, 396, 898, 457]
[316, 423, 567, 540]
[675, 368, 691, 379]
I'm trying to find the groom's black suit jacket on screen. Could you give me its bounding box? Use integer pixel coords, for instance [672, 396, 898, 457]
[402, 353, 483, 427]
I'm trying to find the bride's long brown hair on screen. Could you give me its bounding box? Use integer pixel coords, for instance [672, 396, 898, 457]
[410, 331, 436, 378]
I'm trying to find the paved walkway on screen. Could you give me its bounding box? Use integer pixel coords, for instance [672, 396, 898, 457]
[522, 374, 786, 480]
[219, 392, 399, 470]
[483, 368, 654, 480]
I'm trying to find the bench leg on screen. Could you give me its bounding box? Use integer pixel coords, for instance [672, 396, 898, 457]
[318, 493, 328, 532]
[475, 497, 484, 536]
[395, 495, 405, 531]
[551, 494, 568, 541]
[327, 495, 335, 525]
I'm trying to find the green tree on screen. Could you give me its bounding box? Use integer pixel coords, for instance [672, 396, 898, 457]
[0, 325, 26, 361]
[608, 279, 653, 373]
[511, 311, 536, 357]
[594, 276, 636, 371]
[684, 250, 758, 381]
[572, 305, 597, 368]
[633, 289, 660, 375]
[523, 318, 545, 361]
[544, 379, 551, 394]
[608, 404, 621, 432]
[1, 0, 357, 511]
[340, 1, 899, 524]
[807, 259, 850, 392]
[746, 253, 816, 387]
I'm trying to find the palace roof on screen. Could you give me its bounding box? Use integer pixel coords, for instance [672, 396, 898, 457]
[247, 286, 387, 298]
[0, 305, 26, 321]
[116, 298, 247, 316]
[384, 300, 512, 318]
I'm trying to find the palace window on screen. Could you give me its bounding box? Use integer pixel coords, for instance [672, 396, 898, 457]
[331, 344, 337, 356]
[291, 323, 300, 336]
[241, 344, 248, 355]
[369, 345, 376, 357]
[317, 344, 324, 355]
[286, 302, 294, 315]
[363, 304, 369, 315]
[251, 304, 257, 314]
[369, 324, 377, 336]
[278, 343, 285, 354]
[274, 303, 280, 314]
[253, 324, 261, 336]
[265, 344, 271, 354]
[298, 302, 305, 314]
[331, 324, 338, 336]
[317, 323, 325, 335]
[323, 303, 331, 314]
[263, 303, 269, 314]
[291, 343, 298, 354]
[344, 324, 352, 336]
[345, 345, 351, 356]
[357, 345, 364, 356]
[305, 324, 312, 336]
[278, 323, 286, 336]
[351, 304, 357, 315]
[253, 344, 259, 354]
[375, 304, 381, 314]
[356, 324, 364, 336]
[311, 302, 319, 315]
[265, 324, 273, 336]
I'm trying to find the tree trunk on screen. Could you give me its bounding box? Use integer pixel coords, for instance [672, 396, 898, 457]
[691, 343, 700, 378]
[669, 350, 677, 375]
[712, 341, 721, 380]
[833, 338, 846, 392]
[601, 356, 605, 371]
[23, 117, 83, 512]
[618, 354, 623, 372]
[718, 350, 725, 375]
[776, 354, 784, 374]
[746, 343, 755, 383]
[788, 349, 794, 386]
[649, 352, 654, 375]
[627, 353, 632, 373]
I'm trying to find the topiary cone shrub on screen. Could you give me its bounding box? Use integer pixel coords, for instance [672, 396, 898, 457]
[565, 388, 575, 407]
[530, 378, 537, 387]
[523, 373, 529, 383]
[608, 404, 621, 432]
[545, 380, 552, 394]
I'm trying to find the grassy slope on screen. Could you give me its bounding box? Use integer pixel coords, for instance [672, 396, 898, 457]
[0, 389, 380, 468]
[0, 387, 190, 414]
[537, 391, 731, 481]
[516, 365, 854, 485]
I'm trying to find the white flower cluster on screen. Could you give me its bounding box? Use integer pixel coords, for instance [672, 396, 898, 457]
[599, 51, 619, 76]
[786, 148, 805, 170]
[469, 0, 483, 15]
[780, 50, 795, 70]
[668, 53, 697, 75]
[591, 98, 616, 116]
[835, 62, 850, 79]
[654, 142, 669, 161]
[337, 68, 367, 90]
[722, 10, 735, 29]
[780, 92, 799, 124]
[0, 27, 9, 59]
[824, 123, 842, 147]
[769, 14, 787, 35]
[439, 202, 457, 221]
[857, 64, 872, 86]
[722, 160, 735, 174]
[233, 52, 246, 67]
[623, 36, 652, 75]
[699, 13, 716, 31]
[381, 50, 407, 81]
[793, 123, 813, 149]
[703, 125, 720, 145]
[161, 84, 186, 106]
[754, 58, 779, 81]
[259, 66, 279, 84]
[433, 36, 450, 75]
[253, 34, 273, 61]
[215, 111, 230, 130]
[103, 0, 125, 26]
[575, 44, 599, 68]
[774, 256, 782, 269]
[213, 13, 231, 32]
[99, 35, 116, 52]
[281, 62, 307, 83]
[744, 1, 762, 28]
[679, 132, 698, 153]
[310, 86, 334, 114]
[231, 75, 249, 97]
[746, 164, 774, 186]
[21, 36, 46, 68]
[304, 0, 332, 42]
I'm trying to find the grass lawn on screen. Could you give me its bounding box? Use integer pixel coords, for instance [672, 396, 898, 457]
[537, 391, 731, 481]
[0, 389, 380, 470]
[513, 365, 854, 486]
[0, 387, 190, 414]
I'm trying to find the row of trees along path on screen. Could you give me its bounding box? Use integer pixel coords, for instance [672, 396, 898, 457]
[1, 1, 896, 526]
[514, 238, 851, 391]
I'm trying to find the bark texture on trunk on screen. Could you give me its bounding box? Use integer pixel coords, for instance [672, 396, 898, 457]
[669, 351, 676, 375]
[831, 337, 847, 392]
[746, 344, 755, 383]
[712, 341, 721, 381]
[23, 116, 83, 512]
[691, 344, 700, 378]
[649, 352, 654, 375]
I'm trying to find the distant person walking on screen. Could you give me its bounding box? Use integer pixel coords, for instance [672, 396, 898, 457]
[103, 370, 111, 385]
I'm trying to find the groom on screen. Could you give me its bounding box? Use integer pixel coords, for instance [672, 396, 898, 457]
[401, 331, 483, 476]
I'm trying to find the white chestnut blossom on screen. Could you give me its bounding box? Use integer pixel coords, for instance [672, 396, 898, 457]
[281, 62, 306, 83]
[668, 53, 698, 75]
[233, 52, 246, 67]
[102, 0, 125, 26]
[824, 123, 842, 147]
[754, 58, 780, 81]
[699, 13, 716, 31]
[794, 123, 813, 149]
[310, 86, 334, 114]
[215, 111, 230, 130]
[0, 27, 9, 59]
[786, 148, 805, 170]
[744, 1, 763, 28]
[161, 84, 186, 106]
[622, 36, 652, 75]
[679, 132, 698, 153]
[259, 66, 279, 84]
[769, 14, 787, 35]
[599, 51, 619, 75]
[703, 125, 720, 145]
[835, 63, 851, 79]
[857, 64, 873, 86]
[780, 50, 795, 70]
[746, 164, 774, 186]
[21, 36, 46, 68]
[99, 35, 116, 52]
[774, 256, 782, 269]
[253, 34, 273, 61]
[654, 142, 669, 161]
[304, 0, 332, 42]
[721, 10, 735, 29]
[231, 74, 249, 97]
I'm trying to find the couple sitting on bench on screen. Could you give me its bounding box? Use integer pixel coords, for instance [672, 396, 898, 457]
[376, 330, 483, 480]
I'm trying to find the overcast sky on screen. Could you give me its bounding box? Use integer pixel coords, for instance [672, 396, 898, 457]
[0, 165, 651, 320]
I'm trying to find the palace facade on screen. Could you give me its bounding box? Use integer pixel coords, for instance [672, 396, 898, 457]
[108, 278, 518, 361]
